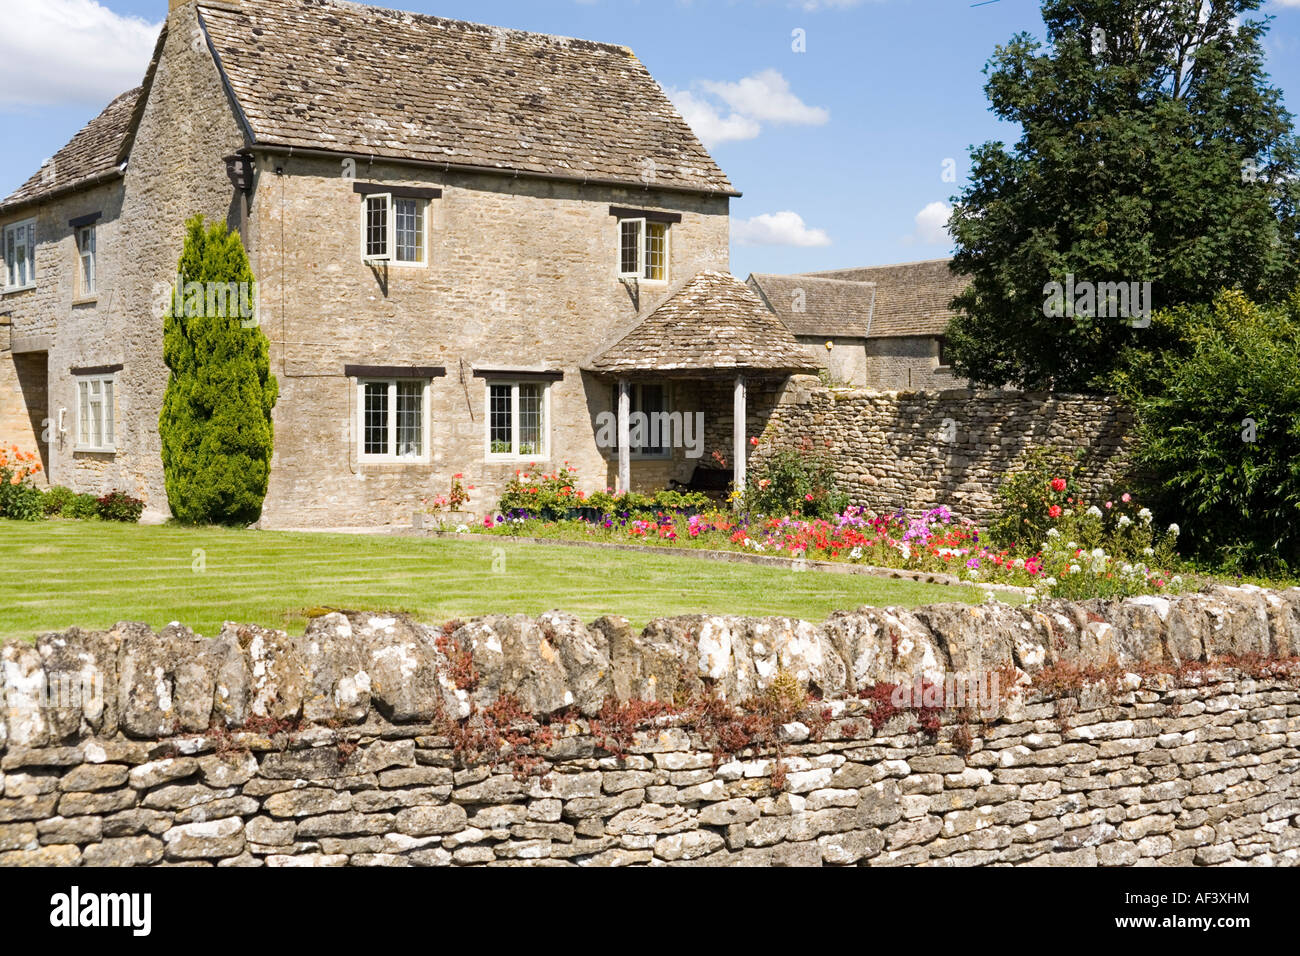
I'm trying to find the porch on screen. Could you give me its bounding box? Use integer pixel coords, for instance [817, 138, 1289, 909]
[584, 271, 821, 496]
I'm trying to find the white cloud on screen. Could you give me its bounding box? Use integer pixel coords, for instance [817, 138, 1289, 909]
[0, 0, 160, 111]
[668, 69, 827, 149]
[905, 201, 953, 246]
[733, 210, 832, 247]
[666, 90, 762, 148]
[698, 69, 830, 126]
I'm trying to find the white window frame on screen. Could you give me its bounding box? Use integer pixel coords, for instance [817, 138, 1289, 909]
[77, 224, 97, 297]
[360, 193, 394, 263]
[356, 377, 431, 463]
[75, 373, 116, 453]
[484, 380, 551, 462]
[360, 194, 427, 266]
[616, 217, 669, 282]
[3, 218, 37, 292]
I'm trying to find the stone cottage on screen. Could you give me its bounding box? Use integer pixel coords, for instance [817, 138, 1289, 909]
[0, 0, 818, 527]
[748, 258, 969, 389]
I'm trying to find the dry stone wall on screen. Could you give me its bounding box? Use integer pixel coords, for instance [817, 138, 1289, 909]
[759, 380, 1133, 523]
[1, 586, 1298, 866]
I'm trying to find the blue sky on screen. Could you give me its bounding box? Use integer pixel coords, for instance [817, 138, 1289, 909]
[3, 0, 1300, 277]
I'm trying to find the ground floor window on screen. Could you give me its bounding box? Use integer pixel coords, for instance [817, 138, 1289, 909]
[359, 378, 427, 461]
[487, 381, 548, 459]
[75, 374, 115, 452]
[611, 382, 670, 457]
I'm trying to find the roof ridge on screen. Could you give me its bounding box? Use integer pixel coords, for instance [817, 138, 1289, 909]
[233, 0, 638, 55]
[799, 256, 955, 275]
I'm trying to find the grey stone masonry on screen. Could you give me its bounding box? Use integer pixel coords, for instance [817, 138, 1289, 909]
[0, 585, 1297, 865]
[757, 379, 1132, 523]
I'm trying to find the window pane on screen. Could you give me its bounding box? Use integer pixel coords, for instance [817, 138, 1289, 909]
[394, 199, 423, 263]
[102, 380, 114, 446]
[364, 381, 389, 454]
[78, 381, 90, 445]
[489, 384, 513, 454]
[518, 383, 543, 456]
[619, 220, 641, 275]
[644, 222, 667, 281]
[640, 384, 666, 454]
[395, 380, 422, 457]
[365, 197, 389, 258]
[80, 227, 96, 293]
[88, 380, 103, 448]
[4, 227, 14, 287]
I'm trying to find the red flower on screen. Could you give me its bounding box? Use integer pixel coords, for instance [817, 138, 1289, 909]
[1050, 478, 1067, 492]
[1048, 505, 1062, 518]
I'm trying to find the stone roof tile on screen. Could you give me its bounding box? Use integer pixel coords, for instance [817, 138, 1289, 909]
[587, 271, 821, 375]
[198, 0, 734, 195]
[1, 88, 141, 211]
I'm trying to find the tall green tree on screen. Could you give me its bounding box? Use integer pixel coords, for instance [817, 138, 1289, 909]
[159, 216, 278, 525]
[946, 0, 1300, 391]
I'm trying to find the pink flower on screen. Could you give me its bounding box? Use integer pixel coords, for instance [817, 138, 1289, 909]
[1122, 493, 1131, 503]
[805, 494, 814, 501]
[1105, 501, 1113, 509]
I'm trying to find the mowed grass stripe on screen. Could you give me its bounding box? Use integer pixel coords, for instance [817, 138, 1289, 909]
[2, 520, 984, 639]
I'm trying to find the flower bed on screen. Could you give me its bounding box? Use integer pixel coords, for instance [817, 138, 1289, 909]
[471, 502, 1185, 600]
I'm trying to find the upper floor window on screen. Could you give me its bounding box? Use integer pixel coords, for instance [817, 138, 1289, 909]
[618, 218, 668, 282]
[487, 380, 548, 459]
[361, 194, 426, 265]
[76, 373, 116, 452]
[358, 378, 429, 461]
[3, 219, 36, 291]
[77, 224, 96, 296]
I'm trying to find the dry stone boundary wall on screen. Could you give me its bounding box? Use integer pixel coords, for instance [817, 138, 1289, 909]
[1, 586, 1298, 866]
[758, 381, 1134, 523]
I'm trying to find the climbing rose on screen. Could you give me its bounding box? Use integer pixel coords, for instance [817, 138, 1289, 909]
[1050, 478, 1067, 492]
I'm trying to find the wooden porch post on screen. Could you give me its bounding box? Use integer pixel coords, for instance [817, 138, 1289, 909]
[733, 373, 747, 496]
[617, 378, 631, 494]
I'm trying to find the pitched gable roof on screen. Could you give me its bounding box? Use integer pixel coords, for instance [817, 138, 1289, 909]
[1, 88, 142, 212]
[197, 0, 735, 195]
[586, 271, 821, 376]
[801, 258, 968, 338]
[747, 274, 877, 338]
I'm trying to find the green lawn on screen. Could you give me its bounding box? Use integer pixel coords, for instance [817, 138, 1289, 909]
[0, 519, 985, 640]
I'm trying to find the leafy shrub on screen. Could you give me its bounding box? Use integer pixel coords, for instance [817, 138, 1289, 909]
[64, 493, 101, 520]
[497, 465, 584, 519]
[747, 446, 848, 519]
[0, 445, 44, 520]
[43, 485, 78, 517]
[990, 448, 1085, 550]
[2, 484, 45, 521]
[96, 491, 145, 523]
[1122, 289, 1300, 572]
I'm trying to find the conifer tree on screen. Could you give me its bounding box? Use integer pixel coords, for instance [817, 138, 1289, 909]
[159, 215, 278, 524]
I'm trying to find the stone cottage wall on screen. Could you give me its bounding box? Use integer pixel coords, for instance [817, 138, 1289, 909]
[757, 379, 1133, 523]
[1, 586, 1297, 866]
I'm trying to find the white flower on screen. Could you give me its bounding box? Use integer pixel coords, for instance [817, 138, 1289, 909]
[1171, 575, 1183, 586]
[1143, 547, 1155, 557]
[1117, 515, 1132, 528]
[1069, 564, 1081, 574]
[455, 524, 470, 533]
[899, 542, 911, 560]
[1138, 508, 1153, 524]
[1067, 541, 1078, 550]
[1086, 505, 1103, 518]
[849, 546, 864, 561]
[1046, 528, 1060, 538]
[1091, 547, 1106, 559]
[967, 569, 980, 580]
[1043, 577, 1058, 587]
[1168, 523, 1180, 536]
[1012, 558, 1026, 570]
